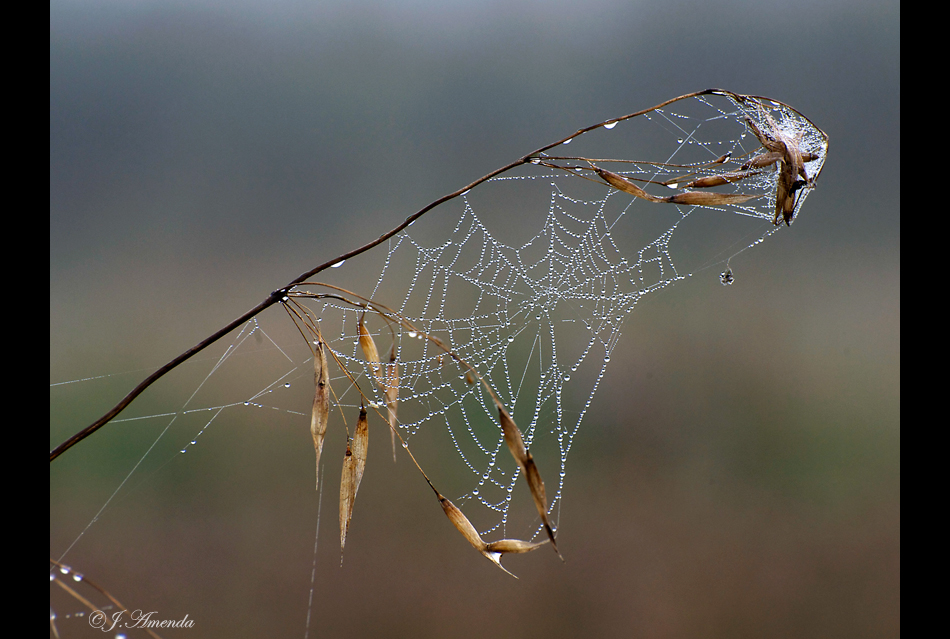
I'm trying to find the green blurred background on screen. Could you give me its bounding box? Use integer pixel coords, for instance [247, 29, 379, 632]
[51, 1, 899, 637]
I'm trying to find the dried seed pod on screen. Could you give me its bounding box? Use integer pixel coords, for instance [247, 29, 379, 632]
[484, 539, 549, 554]
[437, 492, 546, 578]
[664, 191, 759, 206]
[595, 168, 664, 203]
[340, 406, 369, 557]
[358, 315, 383, 386]
[385, 347, 399, 462]
[310, 338, 330, 491]
[495, 402, 560, 556]
[683, 172, 749, 189]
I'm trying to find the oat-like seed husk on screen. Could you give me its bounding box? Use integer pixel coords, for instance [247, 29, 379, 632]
[358, 316, 383, 386]
[597, 167, 758, 208]
[665, 191, 759, 206]
[495, 403, 560, 556]
[311, 338, 330, 491]
[437, 492, 546, 577]
[340, 406, 369, 557]
[385, 347, 399, 462]
[595, 168, 664, 202]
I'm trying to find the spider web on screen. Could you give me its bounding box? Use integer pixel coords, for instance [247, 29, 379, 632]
[51, 92, 827, 588]
[286, 92, 828, 539]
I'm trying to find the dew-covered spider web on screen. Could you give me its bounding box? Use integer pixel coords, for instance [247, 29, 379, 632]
[283, 92, 828, 541]
[51, 91, 827, 583]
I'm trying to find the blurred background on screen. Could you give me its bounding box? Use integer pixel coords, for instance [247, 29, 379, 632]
[51, 1, 899, 637]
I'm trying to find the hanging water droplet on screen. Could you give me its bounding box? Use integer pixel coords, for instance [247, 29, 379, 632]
[72, 573, 83, 582]
[604, 121, 618, 129]
[604, 356, 611, 363]
[720, 267, 735, 285]
[562, 137, 572, 145]
[563, 375, 571, 382]
[284, 382, 291, 388]
[243, 401, 250, 406]
[181, 448, 187, 453]
[407, 331, 417, 338]
[331, 260, 345, 268]
[507, 336, 515, 343]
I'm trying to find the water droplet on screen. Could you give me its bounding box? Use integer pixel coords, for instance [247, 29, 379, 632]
[181, 449, 187, 453]
[407, 331, 417, 338]
[677, 138, 684, 144]
[284, 383, 291, 388]
[604, 356, 611, 363]
[507, 336, 515, 343]
[720, 267, 735, 285]
[563, 375, 571, 382]
[191, 440, 197, 445]
[604, 121, 617, 129]
[331, 260, 345, 268]
[243, 401, 250, 406]
[72, 573, 83, 582]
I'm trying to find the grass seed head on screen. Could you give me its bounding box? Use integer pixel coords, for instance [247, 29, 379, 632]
[310, 338, 330, 491]
[339, 406, 369, 558]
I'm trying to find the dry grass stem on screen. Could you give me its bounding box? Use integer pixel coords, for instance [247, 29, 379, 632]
[50, 559, 163, 639]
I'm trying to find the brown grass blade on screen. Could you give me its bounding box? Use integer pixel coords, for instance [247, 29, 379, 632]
[385, 348, 399, 462]
[437, 492, 546, 578]
[311, 338, 330, 490]
[340, 406, 369, 558]
[495, 403, 560, 557]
